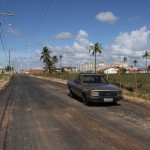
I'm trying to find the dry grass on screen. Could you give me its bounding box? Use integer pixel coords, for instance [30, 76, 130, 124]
[0, 78, 10, 90]
[123, 89, 150, 106]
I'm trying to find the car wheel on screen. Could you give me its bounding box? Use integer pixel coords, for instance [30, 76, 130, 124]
[112, 101, 117, 105]
[69, 90, 74, 98]
[82, 94, 90, 106]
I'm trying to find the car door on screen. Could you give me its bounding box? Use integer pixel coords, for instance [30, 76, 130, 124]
[72, 75, 80, 96]
[74, 75, 84, 98]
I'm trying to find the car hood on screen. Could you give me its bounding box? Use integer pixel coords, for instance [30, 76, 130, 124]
[83, 83, 121, 91]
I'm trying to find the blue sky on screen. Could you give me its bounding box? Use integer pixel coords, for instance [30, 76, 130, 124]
[0, 0, 150, 70]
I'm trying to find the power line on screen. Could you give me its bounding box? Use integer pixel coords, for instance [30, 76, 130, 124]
[0, 33, 8, 62]
[0, 22, 8, 50]
[0, 10, 15, 66]
[31, 0, 54, 37]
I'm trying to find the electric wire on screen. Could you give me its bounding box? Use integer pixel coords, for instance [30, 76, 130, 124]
[31, 0, 54, 38]
[0, 34, 9, 63]
[0, 23, 8, 51]
[0, 0, 15, 67]
[0, 22, 9, 63]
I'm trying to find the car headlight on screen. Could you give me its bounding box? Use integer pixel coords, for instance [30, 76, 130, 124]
[89, 90, 99, 97]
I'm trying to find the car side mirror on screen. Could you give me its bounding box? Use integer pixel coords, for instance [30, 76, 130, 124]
[75, 79, 80, 84]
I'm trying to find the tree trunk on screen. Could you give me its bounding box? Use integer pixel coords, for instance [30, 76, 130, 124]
[146, 57, 147, 73]
[119, 68, 121, 89]
[95, 52, 96, 73]
[134, 71, 137, 96]
[48, 67, 51, 75]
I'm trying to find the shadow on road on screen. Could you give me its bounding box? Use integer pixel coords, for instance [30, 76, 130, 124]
[67, 94, 121, 107]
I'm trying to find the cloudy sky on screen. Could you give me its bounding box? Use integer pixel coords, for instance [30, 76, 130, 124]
[0, 0, 150, 70]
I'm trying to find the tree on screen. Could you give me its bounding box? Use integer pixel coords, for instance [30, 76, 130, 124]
[40, 46, 58, 74]
[123, 57, 127, 64]
[59, 55, 63, 68]
[120, 67, 127, 74]
[148, 65, 150, 71]
[5, 65, 14, 72]
[133, 60, 138, 67]
[133, 60, 138, 94]
[147, 65, 150, 72]
[89, 42, 103, 73]
[142, 51, 150, 73]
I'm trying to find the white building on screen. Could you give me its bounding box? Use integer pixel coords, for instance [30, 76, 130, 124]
[63, 66, 77, 72]
[79, 61, 105, 72]
[99, 66, 118, 74]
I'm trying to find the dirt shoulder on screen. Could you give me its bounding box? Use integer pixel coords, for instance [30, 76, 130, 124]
[0, 77, 11, 91]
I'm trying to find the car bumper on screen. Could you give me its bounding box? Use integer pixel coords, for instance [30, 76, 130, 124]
[87, 96, 123, 103]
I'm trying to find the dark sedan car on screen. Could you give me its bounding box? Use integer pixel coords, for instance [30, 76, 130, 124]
[67, 73, 123, 105]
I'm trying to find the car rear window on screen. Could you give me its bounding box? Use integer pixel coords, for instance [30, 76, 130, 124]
[82, 75, 108, 84]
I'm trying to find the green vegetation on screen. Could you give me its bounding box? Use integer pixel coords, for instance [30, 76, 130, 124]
[40, 46, 58, 74]
[0, 74, 9, 79]
[5, 65, 15, 72]
[106, 73, 150, 93]
[38, 72, 149, 93]
[37, 72, 149, 100]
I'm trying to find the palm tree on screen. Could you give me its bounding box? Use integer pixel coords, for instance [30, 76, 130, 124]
[133, 60, 138, 94]
[148, 65, 150, 72]
[133, 60, 138, 67]
[59, 55, 63, 68]
[123, 57, 127, 64]
[142, 51, 150, 73]
[40, 46, 58, 74]
[89, 42, 103, 73]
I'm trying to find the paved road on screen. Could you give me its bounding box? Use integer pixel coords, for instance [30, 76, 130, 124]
[0, 75, 150, 150]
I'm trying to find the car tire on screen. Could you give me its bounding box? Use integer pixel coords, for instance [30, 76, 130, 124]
[112, 101, 117, 105]
[82, 94, 90, 106]
[69, 90, 74, 98]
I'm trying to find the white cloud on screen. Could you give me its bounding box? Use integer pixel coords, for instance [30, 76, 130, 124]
[7, 26, 23, 36]
[103, 26, 150, 67]
[112, 26, 150, 56]
[50, 30, 93, 66]
[96, 11, 119, 24]
[128, 16, 139, 22]
[73, 30, 92, 53]
[76, 30, 88, 40]
[35, 49, 42, 57]
[18, 27, 149, 69]
[55, 32, 73, 39]
[43, 27, 150, 68]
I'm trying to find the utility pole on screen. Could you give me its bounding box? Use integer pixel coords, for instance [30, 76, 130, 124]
[9, 49, 11, 76]
[27, 43, 30, 73]
[0, 12, 14, 76]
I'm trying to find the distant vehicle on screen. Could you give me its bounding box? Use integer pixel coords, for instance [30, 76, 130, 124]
[67, 73, 123, 106]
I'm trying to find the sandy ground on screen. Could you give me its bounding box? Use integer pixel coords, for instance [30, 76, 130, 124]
[0, 78, 11, 91]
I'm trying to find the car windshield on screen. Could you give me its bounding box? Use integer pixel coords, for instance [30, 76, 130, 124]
[82, 75, 108, 84]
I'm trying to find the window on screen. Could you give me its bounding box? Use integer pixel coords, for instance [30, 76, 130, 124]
[82, 75, 108, 84]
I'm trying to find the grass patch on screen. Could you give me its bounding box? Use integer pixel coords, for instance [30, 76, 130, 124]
[0, 74, 9, 81]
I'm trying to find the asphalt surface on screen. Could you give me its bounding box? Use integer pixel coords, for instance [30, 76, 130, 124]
[0, 74, 150, 150]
